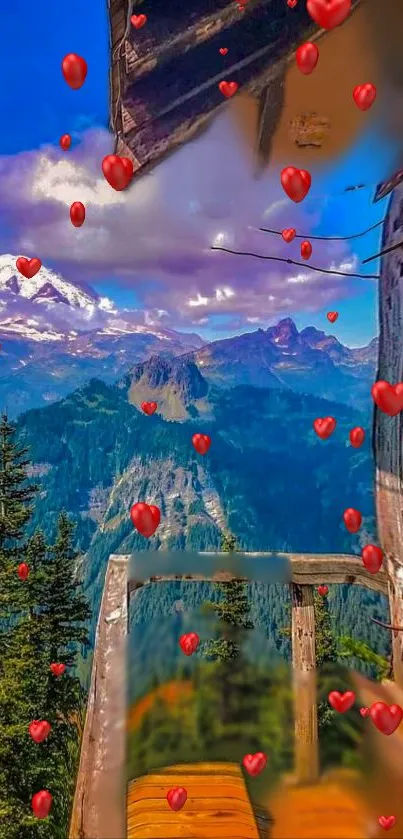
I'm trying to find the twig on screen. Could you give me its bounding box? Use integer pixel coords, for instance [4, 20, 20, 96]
[370, 617, 403, 632]
[259, 218, 385, 241]
[211, 246, 380, 279]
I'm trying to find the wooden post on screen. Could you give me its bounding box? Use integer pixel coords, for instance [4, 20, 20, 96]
[291, 583, 319, 784]
[373, 179, 403, 688]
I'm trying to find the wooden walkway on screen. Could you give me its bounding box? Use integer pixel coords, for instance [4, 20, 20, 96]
[127, 762, 261, 839]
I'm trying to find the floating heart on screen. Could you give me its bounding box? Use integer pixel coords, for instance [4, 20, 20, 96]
[179, 632, 200, 656]
[167, 787, 187, 811]
[61, 53, 87, 90]
[130, 502, 160, 538]
[141, 401, 157, 416]
[301, 240, 312, 260]
[371, 380, 403, 416]
[70, 202, 86, 228]
[327, 311, 338, 323]
[282, 228, 296, 243]
[307, 0, 351, 29]
[370, 702, 403, 735]
[219, 80, 238, 98]
[317, 585, 328, 596]
[360, 707, 370, 717]
[343, 508, 362, 533]
[29, 720, 51, 744]
[378, 816, 397, 831]
[17, 562, 29, 581]
[131, 14, 147, 29]
[353, 83, 377, 111]
[296, 42, 319, 75]
[281, 167, 311, 203]
[192, 433, 211, 455]
[362, 545, 383, 574]
[102, 155, 134, 191]
[219, 48, 228, 55]
[287, 0, 298, 7]
[32, 790, 53, 819]
[242, 752, 267, 776]
[328, 691, 355, 713]
[50, 662, 66, 677]
[16, 257, 42, 279]
[60, 134, 72, 150]
[313, 417, 336, 439]
[349, 426, 365, 448]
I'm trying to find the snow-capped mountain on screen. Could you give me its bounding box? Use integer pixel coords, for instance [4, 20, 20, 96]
[0, 254, 205, 415]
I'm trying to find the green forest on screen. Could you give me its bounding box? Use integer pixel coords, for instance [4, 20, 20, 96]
[0, 415, 90, 839]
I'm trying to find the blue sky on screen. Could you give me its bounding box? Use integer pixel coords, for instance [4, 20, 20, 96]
[0, 0, 398, 346]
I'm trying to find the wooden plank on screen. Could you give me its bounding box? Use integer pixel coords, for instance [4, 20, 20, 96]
[127, 554, 388, 596]
[373, 179, 403, 687]
[127, 762, 260, 838]
[291, 584, 319, 784]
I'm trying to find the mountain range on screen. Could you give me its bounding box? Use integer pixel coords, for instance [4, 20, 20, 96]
[0, 256, 378, 416]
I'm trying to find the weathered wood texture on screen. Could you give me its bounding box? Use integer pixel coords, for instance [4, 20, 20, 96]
[127, 553, 388, 596]
[69, 555, 128, 839]
[291, 584, 319, 784]
[127, 762, 261, 838]
[374, 179, 403, 686]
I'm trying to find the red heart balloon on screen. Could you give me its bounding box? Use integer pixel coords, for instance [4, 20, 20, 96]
[378, 816, 396, 831]
[61, 54, 88, 90]
[141, 401, 157, 416]
[371, 380, 403, 416]
[353, 83, 377, 111]
[50, 662, 66, 677]
[131, 14, 147, 28]
[60, 134, 72, 150]
[281, 167, 311, 203]
[313, 417, 336, 440]
[327, 311, 338, 323]
[179, 632, 200, 656]
[307, 0, 351, 30]
[102, 155, 134, 191]
[287, 0, 298, 7]
[301, 240, 312, 260]
[17, 562, 29, 581]
[192, 433, 211, 455]
[32, 790, 53, 819]
[219, 80, 238, 98]
[70, 202, 86, 228]
[317, 585, 328, 596]
[361, 544, 383, 574]
[370, 702, 403, 735]
[360, 707, 370, 717]
[282, 228, 296, 243]
[130, 502, 160, 538]
[16, 257, 42, 279]
[349, 426, 365, 448]
[219, 47, 228, 55]
[328, 691, 355, 713]
[296, 42, 319, 75]
[343, 508, 362, 533]
[29, 720, 51, 743]
[242, 752, 267, 776]
[167, 787, 187, 811]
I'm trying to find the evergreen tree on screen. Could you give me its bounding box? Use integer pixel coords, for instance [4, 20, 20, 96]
[0, 418, 90, 839]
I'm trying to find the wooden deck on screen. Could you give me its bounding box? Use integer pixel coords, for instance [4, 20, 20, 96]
[127, 762, 261, 839]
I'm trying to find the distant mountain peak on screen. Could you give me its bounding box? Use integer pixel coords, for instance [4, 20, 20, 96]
[126, 354, 209, 419]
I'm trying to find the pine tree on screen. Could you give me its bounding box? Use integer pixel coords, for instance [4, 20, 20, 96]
[0, 419, 91, 839]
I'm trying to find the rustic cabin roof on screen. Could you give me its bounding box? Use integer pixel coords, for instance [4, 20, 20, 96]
[108, 0, 320, 178]
[374, 168, 403, 203]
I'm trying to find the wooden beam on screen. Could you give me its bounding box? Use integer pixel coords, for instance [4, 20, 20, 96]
[127, 553, 388, 597]
[69, 556, 128, 839]
[291, 584, 319, 784]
